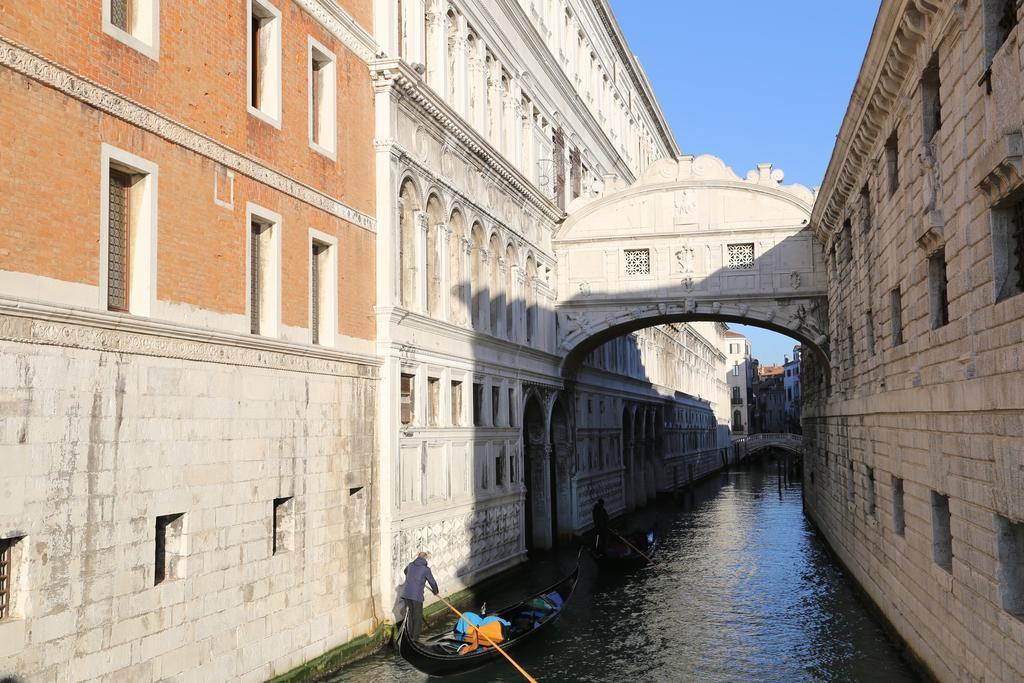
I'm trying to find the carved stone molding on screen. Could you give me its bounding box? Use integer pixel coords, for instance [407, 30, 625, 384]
[0, 36, 375, 232]
[293, 0, 378, 64]
[975, 132, 1024, 206]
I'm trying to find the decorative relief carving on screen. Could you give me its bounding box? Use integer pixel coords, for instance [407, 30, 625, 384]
[790, 271, 802, 289]
[0, 36, 375, 232]
[675, 246, 695, 274]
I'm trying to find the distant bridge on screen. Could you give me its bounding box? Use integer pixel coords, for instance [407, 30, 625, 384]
[735, 432, 803, 457]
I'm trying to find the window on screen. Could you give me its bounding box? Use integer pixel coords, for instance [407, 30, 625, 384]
[154, 513, 185, 585]
[102, 145, 157, 316]
[840, 219, 853, 262]
[473, 382, 484, 427]
[451, 380, 463, 427]
[992, 195, 1024, 302]
[995, 514, 1024, 616]
[885, 131, 899, 196]
[310, 234, 338, 345]
[491, 386, 501, 427]
[272, 497, 294, 555]
[984, 0, 1019, 66]
[400, 373, 415, 426]
[428, 377, 441, 427]
[247, 204, 282, 337]
[847, 325, 855, 368]
[847, 460, 855, 502]
[103, 0, 159, 59]
[308, 39, 337, 157]
[507, 387, 515, 428]
[866, 467, 876, 516]
[727, 243, 755, 270]
[732, 362, 740, 377]
[866, 309, 876, 356]
[890, 286, 904, 346]
[931, 491, 953, 572]
[893, 477, 905, 536]
[248, 0, 282, 126]
[732, 386, 740, 400]
[921, 54, 941, 142]
[495, 449, 506, 487]
[0, 536, 21, 620]
[624, 248, 650, 275]
[928, 248, 950, 328]
[510, 449, 519, 483]
[860, 184, 872, 233]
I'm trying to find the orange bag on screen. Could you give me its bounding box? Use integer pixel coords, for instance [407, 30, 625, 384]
[458, 621, 505, 655]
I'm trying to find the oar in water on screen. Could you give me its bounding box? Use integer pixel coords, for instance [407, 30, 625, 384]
[611, 529, 656, 564]
[435, 594, 538, 683]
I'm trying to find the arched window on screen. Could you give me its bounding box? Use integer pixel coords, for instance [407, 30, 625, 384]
[398, 179, 420, 309]
[425, 194, 443, 318]
[488, 233, 501, 336]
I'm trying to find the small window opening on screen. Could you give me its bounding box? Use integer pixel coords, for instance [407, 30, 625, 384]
[929, 248, 950, 328]
[272, 497, 294, 555]
[847, 325, 855, 369]
[860, 184, 872, 233]
[885, 132, 899, 196]
[491, 386, 501, 427]
[890, 286, 904, 346]
[310, 242, 325, 344]
[995, 514, 1024, 617]
[473, 382, 484, 427]
[154, 513, 185, 585]
[931, 491, 953, 572]
[893, 477, 906, 536]
[495, 449, 506, 487]
[866, 309, 876, 356]
[866, 467, 876, 516]
[0, 536, 23, 620]
[451, 380, 463, 427]
[847, 460, 855, 502]
[250, 219, 271, 335]
[400, 373, 415, 426]
[427, 377, 441, 427]
[922, 54, 942, 142]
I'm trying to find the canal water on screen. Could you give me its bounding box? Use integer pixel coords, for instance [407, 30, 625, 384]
[332, 455, 919, 682]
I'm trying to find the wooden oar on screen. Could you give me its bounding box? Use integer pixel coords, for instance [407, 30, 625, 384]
[435, 594, 538, 683]
[611, 529, 656, 564]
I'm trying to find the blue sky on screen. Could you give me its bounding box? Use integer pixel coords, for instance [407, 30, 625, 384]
[608, 1, 879, 364]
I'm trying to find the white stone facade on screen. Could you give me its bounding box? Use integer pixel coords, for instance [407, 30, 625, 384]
[725, 331, 752, 437]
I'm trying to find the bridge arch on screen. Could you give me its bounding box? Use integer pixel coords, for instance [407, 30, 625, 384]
[553, 154, 831, 381]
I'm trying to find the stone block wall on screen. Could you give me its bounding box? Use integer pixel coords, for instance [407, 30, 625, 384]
[0, 313, 379, 682]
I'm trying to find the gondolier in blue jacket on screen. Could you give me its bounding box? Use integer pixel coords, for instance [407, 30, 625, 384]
[402, 551, 439, 641]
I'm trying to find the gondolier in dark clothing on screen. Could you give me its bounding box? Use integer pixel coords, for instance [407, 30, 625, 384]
[402, 551, 439, 641]
[592, 498, 609, 550]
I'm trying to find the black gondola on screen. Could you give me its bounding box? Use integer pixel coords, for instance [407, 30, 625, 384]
[591, 528, 657, 569]
[398, 563, 579, 677]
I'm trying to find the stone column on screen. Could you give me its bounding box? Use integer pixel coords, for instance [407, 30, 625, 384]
[487, 61, 502, 149]
[438, 222, 451, 322]
[425, 4, 447, 95]
[496, 256, 507, 339]
[451, 17, 468, 116]
[479, 248, 491, 333]
[526, 443, 554, 550]
[415, 211, 428, 313]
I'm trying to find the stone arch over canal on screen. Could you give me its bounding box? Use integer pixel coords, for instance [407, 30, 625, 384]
[554, 155, 832, 380]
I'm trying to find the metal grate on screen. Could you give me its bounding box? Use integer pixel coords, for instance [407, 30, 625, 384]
[311, 243, 322, 344]
[624, 248, 650, 275]
[727, 243, 755, 270]
[0, 538, 11, 620]
[107, 170, 131, 311]
[250, 222, 264, 335]
[110, 0, 130, 32]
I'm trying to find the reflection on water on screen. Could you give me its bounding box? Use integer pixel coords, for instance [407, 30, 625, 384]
[331, 456, 919, 682]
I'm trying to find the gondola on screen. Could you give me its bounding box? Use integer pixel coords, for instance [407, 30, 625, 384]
[398, 562, 579, 677]
[591, 528, 657, 569]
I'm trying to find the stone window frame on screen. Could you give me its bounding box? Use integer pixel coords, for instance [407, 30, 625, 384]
[245, 203, 283, 338]
[307, 37, 338, 160]
[271, 496, 295, 555]
[623, 247, 651, 276]
[100, 144, 159, 317]
[102, 0, 160, 61]
[307, 228, 338, 347]
[248, 0, 284, 129]
[726, 242, 755, 270]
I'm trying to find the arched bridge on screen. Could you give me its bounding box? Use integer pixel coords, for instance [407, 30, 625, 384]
[737, 432, 804, 457]
[554, 155, 830, 376]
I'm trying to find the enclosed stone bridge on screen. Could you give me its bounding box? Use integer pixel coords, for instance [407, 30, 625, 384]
[553, 155, 831, 375]
[737, 432, 805, 458]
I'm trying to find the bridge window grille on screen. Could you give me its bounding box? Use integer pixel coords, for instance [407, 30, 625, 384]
[931, 491, 953, 572]
[727, 243, 754, 270]
[893, 477, 905, 536]
[624, 248, 650, 275]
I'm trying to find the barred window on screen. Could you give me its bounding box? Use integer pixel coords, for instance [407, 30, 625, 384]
[0, 537, 12, 620]
[624, 248, 650, 275]
[727, 243, 755, 270]
[107, 169, 132, 312]
[250, 220, 268, 335]
[110, 0, 129, 31]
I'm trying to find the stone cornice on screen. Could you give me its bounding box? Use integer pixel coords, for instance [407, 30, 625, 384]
[373, 59, 563, 225]
[811, 0, 944, 243]
[0, 35, 376, 233]
[0, 298, 381, 377]
[296, 0, 379, 64]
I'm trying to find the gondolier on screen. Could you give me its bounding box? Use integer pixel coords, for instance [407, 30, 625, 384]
[402, 551, 439, 641]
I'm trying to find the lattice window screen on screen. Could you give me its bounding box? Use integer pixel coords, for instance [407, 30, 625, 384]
[107, 170, 131, 311]
[624, 248, 650, 275]
[727, 243, 755, 270]
[110, 0, 130, 31]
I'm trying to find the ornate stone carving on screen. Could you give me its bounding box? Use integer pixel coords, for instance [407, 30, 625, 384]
[675, 246, 695, 274]
[790, 271, 802, 289]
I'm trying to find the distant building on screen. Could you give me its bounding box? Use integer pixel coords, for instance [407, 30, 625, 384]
[724, 330, 752, 437]
[783, 346, 802, 434]
[752, 363, 786, 433]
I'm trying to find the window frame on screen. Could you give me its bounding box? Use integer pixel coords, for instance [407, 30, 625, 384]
[102, 0, 160, 61]
[247, 0, 283, 128]
[307, 37, 338, 159]
[245, 203, 283, 338]
[308, 228, 338, 346]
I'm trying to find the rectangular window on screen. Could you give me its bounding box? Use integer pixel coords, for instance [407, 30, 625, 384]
[995, 514, 1024, 616]
[249, 0, 282, 126]
[890, 286, 904, 346]
[272, 497, 293, 555]
[103, 0, 159, 59]
[727, 243, 755, 270]
[885, 131, 899, 196]
[847, 460, 855, 502]
[491, 386, 501, 427]
[624, 248, 650, 275]
[928, 248, 950, 328]
[451, 380, 463, 427]
[308, 39, 337, 157]
[309, 230, 338, 346]
[922, 54, 941, 142]
[931, 491, 953, 572]
[246, 205, 281, 337]
[893, 477, 906, 536]
[846, 325, 855, 369]
[866, 309, 876, 356]
[984, 0, 1019, 66]
[510, 449, 519, 483]
[428, 377, 441, 427]
[310, 242, 323, 344]
[102, 146, 157, 316]
[0, 537, 20, 620]
[733, 362, 740, 377]
[507, 387, 515, 428]
[495, 449, 506, 487]
[992, 196, 1024, 302]
[860, 184, 872, 233]
[154, 513, 185, 585]
[866, 467, 876, 516]
[473, 382, 484, 427]
[400, 373, 415, 426]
